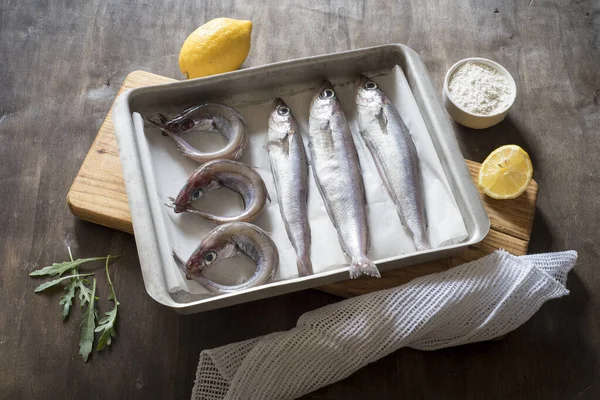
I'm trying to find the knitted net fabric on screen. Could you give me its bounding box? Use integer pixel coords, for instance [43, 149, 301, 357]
[192, 250, 577, 400]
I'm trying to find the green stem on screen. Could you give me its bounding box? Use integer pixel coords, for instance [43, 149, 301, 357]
[105, 256, 118, 303]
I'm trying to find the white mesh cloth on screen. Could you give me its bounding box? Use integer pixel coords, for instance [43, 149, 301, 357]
[192, 250, 577, 400]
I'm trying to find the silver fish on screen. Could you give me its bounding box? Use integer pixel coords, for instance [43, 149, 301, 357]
[148, 103, 247, 163]
[168, 159, 270, 224]
[173, 222, 279, 294]
[307, 81, 380, 279]
[267, 98, 313, 276]
[355, 75, 430, 250]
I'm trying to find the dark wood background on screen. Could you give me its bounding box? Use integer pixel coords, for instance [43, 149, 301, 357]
[1, 0, 598, 399]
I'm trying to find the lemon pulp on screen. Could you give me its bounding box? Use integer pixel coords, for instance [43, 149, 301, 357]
[478, 144, 533, 200]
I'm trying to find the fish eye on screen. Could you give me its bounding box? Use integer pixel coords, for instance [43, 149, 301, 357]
[277, 106, 290, 116]
[365, 81, 377, 90]
[180, 118, 195, 131]
[191, 189, 202, 201]
[204, 250, 217, 265]
[320, 88, 335, 99]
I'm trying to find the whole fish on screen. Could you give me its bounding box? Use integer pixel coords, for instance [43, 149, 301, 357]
[173, 222, 279, 294]
[148, 103, 247, 163]
[168, 159, 270, 224]
[355, 75, 430, 250]
[307, 81, 380, 279]
[267, 98, 313, 276]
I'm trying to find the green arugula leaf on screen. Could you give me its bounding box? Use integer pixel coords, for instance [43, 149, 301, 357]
[30, 247, 122, 361]
[59, 278, 78, 320]
[95, 308, 118, 351]
[95, 256, 119, 351]
[76, 276, 95, 308]
[29, 257, 110, 277]
[79, 278, 97, 362]
[34, 274, 93, 293]
[58, 247, 88, 319]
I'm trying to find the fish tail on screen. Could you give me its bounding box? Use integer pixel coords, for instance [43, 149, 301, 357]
[296, 255, 314, 277]
[158, 113, 169, 125]
[172, 251, 189, 278]
[414, 233, 431, 251]
[349, 257, 381, 279]
[415, 241, 431, 252]
[147, 117, 172, 136]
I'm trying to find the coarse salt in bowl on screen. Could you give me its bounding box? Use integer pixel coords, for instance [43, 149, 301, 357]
[443, 57, 517, 129]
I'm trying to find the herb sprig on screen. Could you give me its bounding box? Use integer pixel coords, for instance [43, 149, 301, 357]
[30, 248, 120, 362]
[95, 256, 119, 351]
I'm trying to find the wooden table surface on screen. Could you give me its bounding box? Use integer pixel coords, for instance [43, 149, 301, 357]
[1, 1, 598, 399]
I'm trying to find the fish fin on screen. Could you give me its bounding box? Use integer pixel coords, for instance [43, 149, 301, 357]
[147, 117, 178, 138]
[268, 133, 291, 155]
[229, 146, 245, 161]
[147, 117, 168, 130]
[297, 255, 314, 277]
[172, 251, 188, 276]
[195, 119, 218, 133]
[158, 113, 169, 125]
[349, 257, 380, 279]
[375, 107, 388, 135]
[206, 103, 247, 126]
[164, 197, 177, 210]
[317, 120, 335, 151]
[269, 162, 282, 201]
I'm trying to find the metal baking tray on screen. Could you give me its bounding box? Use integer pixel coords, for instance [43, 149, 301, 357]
[112, 44, 489, 314]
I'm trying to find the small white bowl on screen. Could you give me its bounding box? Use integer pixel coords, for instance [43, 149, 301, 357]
[443, 57, 517, 129]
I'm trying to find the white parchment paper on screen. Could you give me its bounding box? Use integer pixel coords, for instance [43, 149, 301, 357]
[136, 66, 468, 297]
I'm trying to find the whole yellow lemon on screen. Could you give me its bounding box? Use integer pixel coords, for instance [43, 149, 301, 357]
[178, 18, 252, 79]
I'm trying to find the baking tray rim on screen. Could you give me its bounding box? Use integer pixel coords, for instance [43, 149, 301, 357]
[112, 43, 490, 313]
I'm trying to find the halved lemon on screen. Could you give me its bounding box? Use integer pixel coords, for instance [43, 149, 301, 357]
[478, 145, 533, 199]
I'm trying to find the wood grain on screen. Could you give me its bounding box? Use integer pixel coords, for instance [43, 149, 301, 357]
[67, 72, 177, 234]
[66, 70, 538, 298]
[2, 1, 598, 399]
[467, 162, 538, 241]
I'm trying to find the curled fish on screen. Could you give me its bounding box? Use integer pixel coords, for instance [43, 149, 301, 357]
[168, 159, 270, 224]
[307, 81, 380, 279]
[267, 98, 313, 276]
[173, 222, 279, 294]
[355, 75, 430, 250]
[148, 103, 247, 163]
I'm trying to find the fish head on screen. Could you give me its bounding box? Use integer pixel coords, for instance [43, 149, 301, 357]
[185, 225, 236, 275]
[164, 116, 195, 133]
[162, 106, 214, 133]
[268, 98, 297, 139]
[310, 80, 339, 118]
[172, 251, 198, 280]
[171, 168, 215, 213]
[355, 75, 384, 108]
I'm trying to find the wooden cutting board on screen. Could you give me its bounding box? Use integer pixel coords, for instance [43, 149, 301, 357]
[67, 71, 538, 298]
